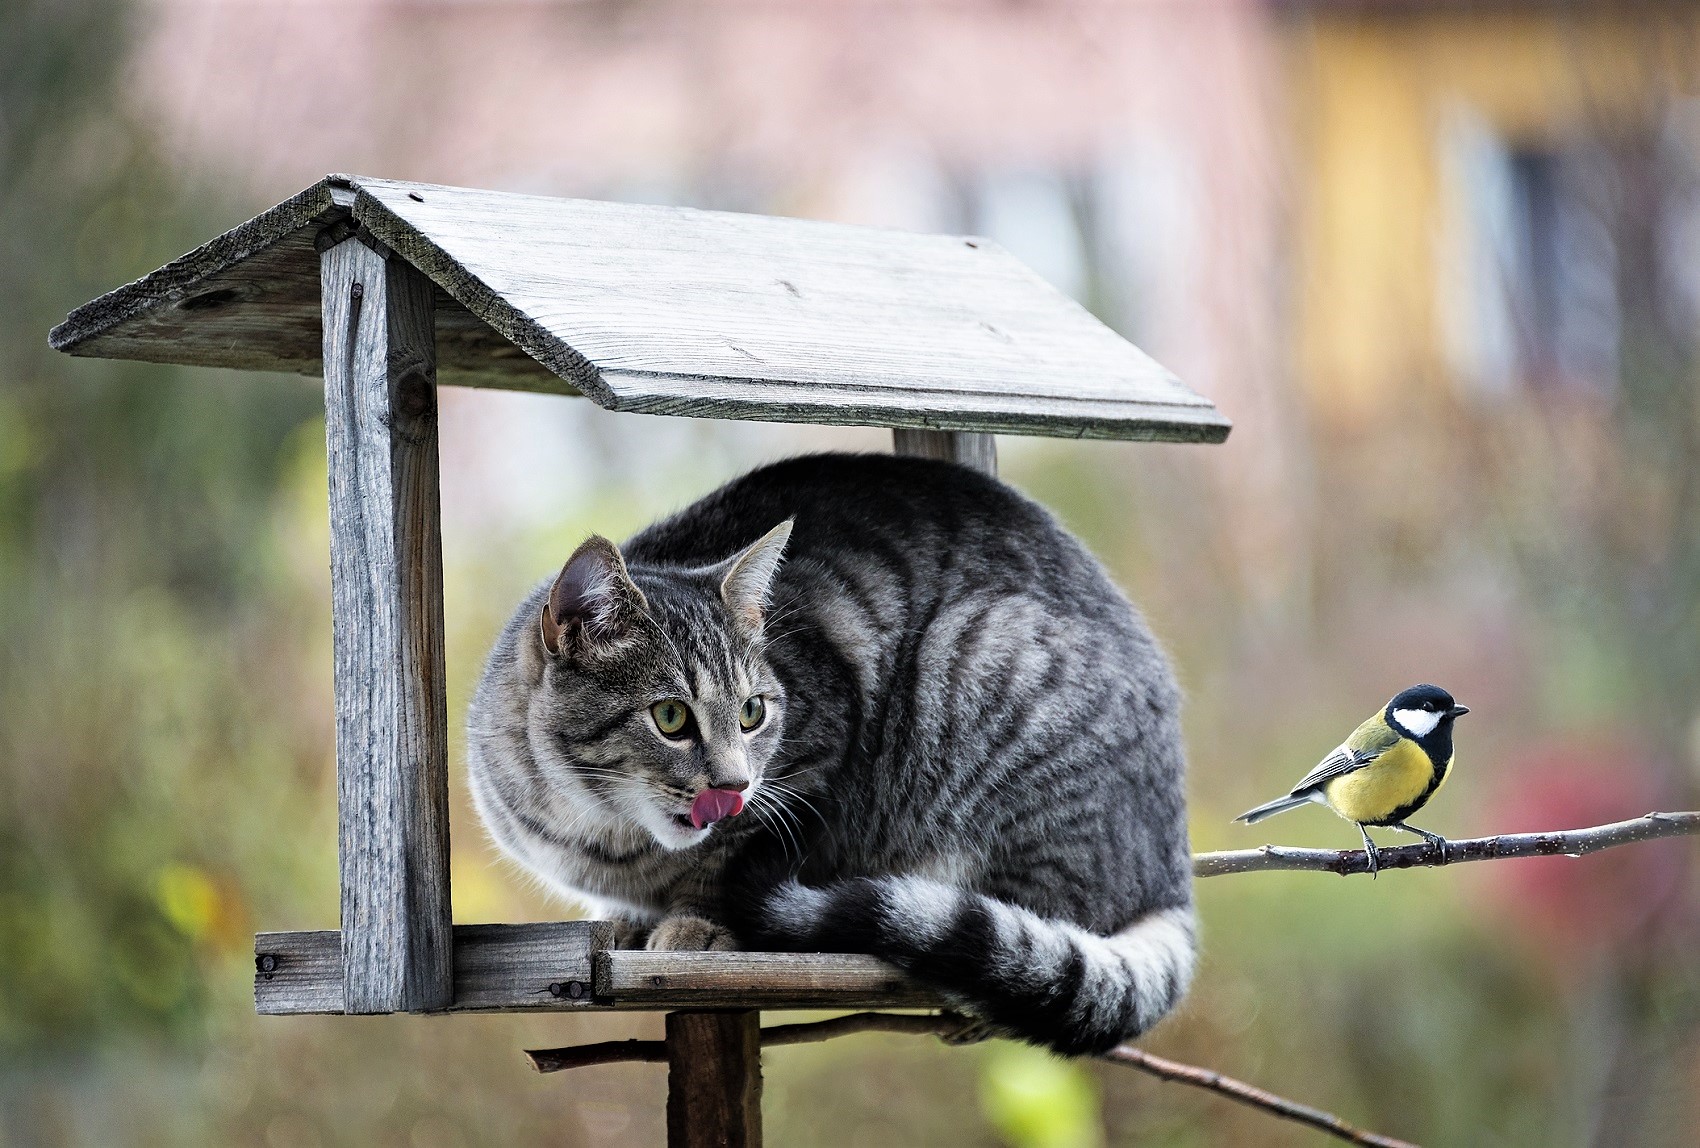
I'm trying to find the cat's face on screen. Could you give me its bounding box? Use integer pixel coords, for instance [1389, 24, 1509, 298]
[527, 523, 792, 851]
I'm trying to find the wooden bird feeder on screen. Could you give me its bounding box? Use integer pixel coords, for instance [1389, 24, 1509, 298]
[53, 174, 1228, 1146]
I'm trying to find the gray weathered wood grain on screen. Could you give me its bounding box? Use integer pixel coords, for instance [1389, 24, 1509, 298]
[53, 175, 1229, 443]
[255, 922, 617, 1014]
[594, 951, 948, 1010]
[254, 926, 942, 1013]
[253, 930, 346, 1014]
[322, 236, 453, 1014]
[892, 429, 997, 475]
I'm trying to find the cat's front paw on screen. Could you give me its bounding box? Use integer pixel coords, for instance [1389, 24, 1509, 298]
[610, 918, 651, 950]
[646, 914, 740, 952]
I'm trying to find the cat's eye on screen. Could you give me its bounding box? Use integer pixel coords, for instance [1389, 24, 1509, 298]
[651, 700, 691, 737]
[739, 695, 766, 731]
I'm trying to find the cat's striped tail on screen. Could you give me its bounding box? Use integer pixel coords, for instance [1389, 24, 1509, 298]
[745, 877, 1196, 1056]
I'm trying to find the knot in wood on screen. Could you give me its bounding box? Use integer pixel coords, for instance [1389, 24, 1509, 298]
[392, 370, 436, 422]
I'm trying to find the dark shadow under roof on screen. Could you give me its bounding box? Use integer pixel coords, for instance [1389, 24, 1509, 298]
[52, 175, 1229, 442]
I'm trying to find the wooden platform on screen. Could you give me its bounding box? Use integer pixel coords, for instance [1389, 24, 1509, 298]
[255, 923, 947, 1015]
[50, 175, 1229, 443]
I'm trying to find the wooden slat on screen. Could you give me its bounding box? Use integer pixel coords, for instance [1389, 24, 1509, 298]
[594, 951, 949, 1010]
[253, 930, 345, 1014]
[255, 922, 616, 1015]
[892, 429, 997, 475]
[52, 175, 1230, 443]
[666, 1012, 763, 1148]
[322, 236, 453, 1014]
[254, 926, 942, 1014]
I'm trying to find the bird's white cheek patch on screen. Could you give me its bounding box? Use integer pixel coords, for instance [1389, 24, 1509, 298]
[1393, 708, 1441, 737]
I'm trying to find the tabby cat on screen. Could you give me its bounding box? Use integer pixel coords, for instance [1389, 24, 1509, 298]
[466, 453, 1194, 1054]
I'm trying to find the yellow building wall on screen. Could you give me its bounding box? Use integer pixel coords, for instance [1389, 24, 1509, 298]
[1287, 11, 1700, 427]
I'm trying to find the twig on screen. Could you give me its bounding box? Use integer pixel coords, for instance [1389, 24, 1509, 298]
[526, 1013, 1417, 1145]
[525, 1013, 967, 1072]
[1194, 811, 1700, 878]
[526, 1038, 665, 1073]
[1103, 1044, 1418, 1148]
[760, 1011, 973, 1045]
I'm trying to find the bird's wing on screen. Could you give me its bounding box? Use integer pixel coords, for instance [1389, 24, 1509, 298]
[1287, 714, 1403, 795]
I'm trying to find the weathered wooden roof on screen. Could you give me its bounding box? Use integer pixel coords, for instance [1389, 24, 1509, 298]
[52, 174, 1229, 442]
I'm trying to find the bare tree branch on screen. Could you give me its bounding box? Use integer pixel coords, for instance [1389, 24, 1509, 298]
[526, 1012, 1418, 1146]
[1194, 811, 1700, 878]
[1102, 1044, 1418, 1148]
[760, 1011, 971, 1045]
[526, 1038, 665, 1073]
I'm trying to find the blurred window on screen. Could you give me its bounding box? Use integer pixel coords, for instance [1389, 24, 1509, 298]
[1443, 101, 1700, 403]
[1442, 106, 1621, 399]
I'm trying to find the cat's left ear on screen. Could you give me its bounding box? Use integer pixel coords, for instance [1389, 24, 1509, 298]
[720, 519, 793, 635]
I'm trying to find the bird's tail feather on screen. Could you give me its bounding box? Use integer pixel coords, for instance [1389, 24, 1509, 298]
[1235, 793, 1311, 825]
[743, 875, 1195, 1056]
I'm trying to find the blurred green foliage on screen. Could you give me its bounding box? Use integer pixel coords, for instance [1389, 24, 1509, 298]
[978, 1045, 1102, 1148]
[0, 0, 329, 1058]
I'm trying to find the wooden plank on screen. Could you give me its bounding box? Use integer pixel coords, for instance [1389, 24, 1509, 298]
[666, 1012, 763, 1148]
[254, 926, 941, 1014]
[52, 175, 1231, 444]
[594, 951, 948, 1010]
[255, 922, 616, 1015]
[253, 930, 344, 1015]
[321, 235, 453, 1014]
[454, 921, 612, 1009]
[892, 429, 997, 475]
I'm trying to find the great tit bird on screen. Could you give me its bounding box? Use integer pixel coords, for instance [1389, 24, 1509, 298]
[1234, 684, 1469, 876]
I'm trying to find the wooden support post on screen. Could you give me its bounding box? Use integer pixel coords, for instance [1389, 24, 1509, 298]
[892, 428, 997, 476]
[320, 233, 453, 1014]
[665, 1011, 763, 1148]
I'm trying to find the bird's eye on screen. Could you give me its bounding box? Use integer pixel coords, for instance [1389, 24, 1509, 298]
[651, 700, 691, 737]
[739, 695, 766, 731]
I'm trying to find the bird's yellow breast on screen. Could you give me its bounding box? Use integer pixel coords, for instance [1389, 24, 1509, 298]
[1322, 740, 1444, 825]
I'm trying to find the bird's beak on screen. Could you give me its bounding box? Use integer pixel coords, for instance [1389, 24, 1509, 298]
[1449, 704, 1470, 717]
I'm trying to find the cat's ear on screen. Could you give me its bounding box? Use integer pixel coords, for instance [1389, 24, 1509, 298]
[720, 519, 793, 635]
[540, 536, 646, 659]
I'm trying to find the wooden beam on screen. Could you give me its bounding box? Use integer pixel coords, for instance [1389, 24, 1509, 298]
[321, 234, 453, 1014]
[255, 922, 615, 1015]
[892, 429, 997, 475]
[594, 951, 947, 1010]
[666, 1011, 763, 1148]
[254, 926, 944, 1014]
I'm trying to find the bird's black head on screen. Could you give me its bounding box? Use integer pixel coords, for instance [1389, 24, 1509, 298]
[1386, 684, 1469, 740]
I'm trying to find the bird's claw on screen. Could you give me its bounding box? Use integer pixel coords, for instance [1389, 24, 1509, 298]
[1357, 825, 1380, 878]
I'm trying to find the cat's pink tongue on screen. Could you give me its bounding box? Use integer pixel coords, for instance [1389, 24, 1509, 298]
[690, 788, 745, 830]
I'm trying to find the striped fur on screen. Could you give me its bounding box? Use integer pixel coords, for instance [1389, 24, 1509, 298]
[466, 453, 1196, 1053]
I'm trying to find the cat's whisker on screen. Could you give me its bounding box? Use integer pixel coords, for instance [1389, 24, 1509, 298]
[747, 798, 802, 859]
